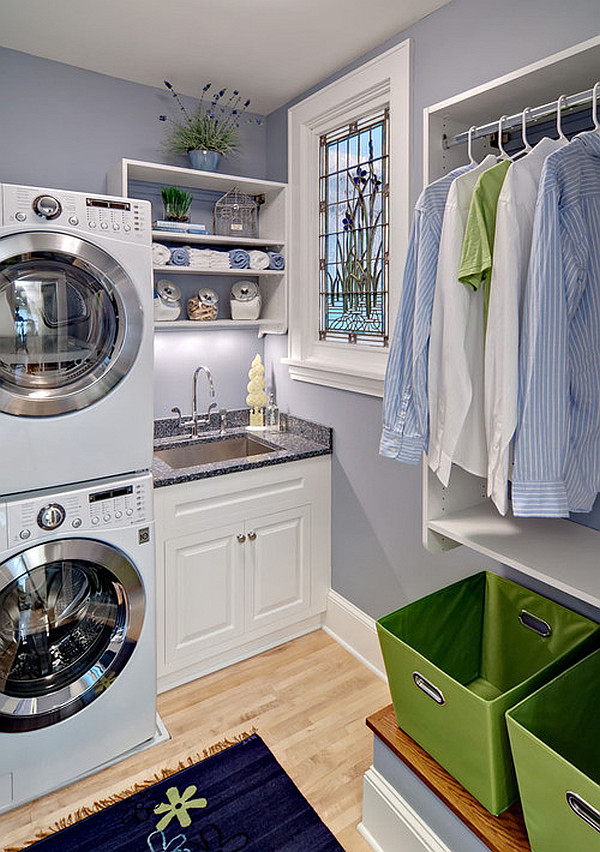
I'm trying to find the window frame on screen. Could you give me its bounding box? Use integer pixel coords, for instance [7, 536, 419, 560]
[285, 39, 411, 397]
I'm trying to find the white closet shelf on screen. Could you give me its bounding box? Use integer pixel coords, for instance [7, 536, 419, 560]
[427, 501, 600, 609]
[153, 266, 283, 277]
[151, 231, 284, 248]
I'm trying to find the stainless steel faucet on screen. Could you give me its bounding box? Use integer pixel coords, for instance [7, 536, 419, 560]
[190, 365, 217, 436]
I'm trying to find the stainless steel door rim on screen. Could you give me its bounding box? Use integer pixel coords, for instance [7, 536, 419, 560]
[0, 231, 143, 417]
[0, 538, 145, 732]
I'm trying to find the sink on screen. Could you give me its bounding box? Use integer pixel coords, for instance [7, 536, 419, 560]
[155, 435, 274, 469]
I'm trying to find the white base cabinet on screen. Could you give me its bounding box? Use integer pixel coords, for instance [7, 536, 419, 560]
[154, 456, 331, 692]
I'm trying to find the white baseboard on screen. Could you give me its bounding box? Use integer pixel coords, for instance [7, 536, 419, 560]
[323, 590, 386, 681]
[360, 767, 452, 852]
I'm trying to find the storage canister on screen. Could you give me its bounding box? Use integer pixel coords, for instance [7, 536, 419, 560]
[506, 646, 600, 850]
[376, 571, 600, 815]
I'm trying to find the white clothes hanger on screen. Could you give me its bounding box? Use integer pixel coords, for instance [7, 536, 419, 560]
[497, 115, 512, 160]
[467, 125, 477, 165]
[520, 107, 533, 153]
[556, 95, 568, 142]
[592, 82, 600, 133]
[511, 106, 533, 160]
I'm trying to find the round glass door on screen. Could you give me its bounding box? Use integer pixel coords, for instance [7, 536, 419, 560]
[0, 232, 143, 417]
[0, 539, 145, 732]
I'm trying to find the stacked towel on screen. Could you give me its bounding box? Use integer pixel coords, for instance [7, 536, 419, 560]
[211, 250, 231, 270]
[169, 246, 190, 266]
[152, 243, 171, 266]
[229, 248, 250, 269]
[187, 248, 214, 269]
[248, 250, 270, 270]
[188, 248, 232, 270]
[267, 252, 285, 270]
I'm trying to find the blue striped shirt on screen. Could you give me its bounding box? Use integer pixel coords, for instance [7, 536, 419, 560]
[380, 165, 473, 462]
[512, 132, 600, 517]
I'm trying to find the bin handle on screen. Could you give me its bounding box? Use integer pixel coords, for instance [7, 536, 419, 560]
[413, 671, 445, 706]
[518, 609, 552, 637]
[566, 791, 600, 833]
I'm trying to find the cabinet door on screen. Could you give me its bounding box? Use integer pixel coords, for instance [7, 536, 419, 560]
[164, 524, 244, 670]
[245, 505, 311, 632]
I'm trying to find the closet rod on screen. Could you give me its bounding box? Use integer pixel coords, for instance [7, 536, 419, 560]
[442, 86, 597, 150]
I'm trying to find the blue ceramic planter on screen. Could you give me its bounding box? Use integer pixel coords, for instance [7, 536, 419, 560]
[188, 149, 221, 171]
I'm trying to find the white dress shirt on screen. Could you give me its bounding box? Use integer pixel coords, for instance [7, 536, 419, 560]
[485, 137, 566, 515]
[428, 155, 497, 487]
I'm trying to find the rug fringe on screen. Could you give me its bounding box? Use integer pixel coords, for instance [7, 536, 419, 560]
[5, 729, 256, 852]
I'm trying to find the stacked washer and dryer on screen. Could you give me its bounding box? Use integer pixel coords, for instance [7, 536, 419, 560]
[0, 183, 158, 813]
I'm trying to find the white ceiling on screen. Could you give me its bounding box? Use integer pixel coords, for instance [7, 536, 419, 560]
[0, 0, 449, 114]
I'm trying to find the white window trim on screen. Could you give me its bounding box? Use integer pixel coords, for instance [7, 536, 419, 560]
[284, 39, 411, 397]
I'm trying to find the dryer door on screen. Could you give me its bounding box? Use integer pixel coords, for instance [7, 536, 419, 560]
[0, 538, 145, 731]
[0, 231, 143, 417]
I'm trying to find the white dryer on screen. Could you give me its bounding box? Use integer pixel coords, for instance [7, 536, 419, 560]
[0, 183, 153, 496]
[0, 471, 156, 813]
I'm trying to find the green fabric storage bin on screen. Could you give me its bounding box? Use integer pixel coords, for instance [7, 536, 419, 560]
[376, 571, 600, 815]
[506, 647, 600, 850]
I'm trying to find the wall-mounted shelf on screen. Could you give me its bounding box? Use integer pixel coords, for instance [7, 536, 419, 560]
[153, 266, 284, 277]
[154, 319, 285, 335]
[151, 231, 284, 248]
[107, 158, 288, 335]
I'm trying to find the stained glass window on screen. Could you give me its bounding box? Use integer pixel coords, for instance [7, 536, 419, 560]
[319, 108, 389, 346]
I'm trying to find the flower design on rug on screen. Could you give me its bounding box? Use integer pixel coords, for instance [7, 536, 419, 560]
[196, 824, 248, 851]
[147, 830, 190, 852]
[153, 785, 208, 830]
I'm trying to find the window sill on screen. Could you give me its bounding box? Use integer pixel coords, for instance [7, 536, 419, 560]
[283, 356, 384, 397]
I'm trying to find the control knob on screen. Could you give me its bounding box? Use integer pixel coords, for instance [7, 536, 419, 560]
[37, 503, 66, 530]
[33, 195, 62, 220]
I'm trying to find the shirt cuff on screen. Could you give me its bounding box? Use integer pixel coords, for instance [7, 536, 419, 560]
[379, 428, 423, 464]
[511, 480, 569, 517]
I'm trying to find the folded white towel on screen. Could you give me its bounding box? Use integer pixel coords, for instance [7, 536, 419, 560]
[187, 248, 232, 270]
[248, 250, 270, 270]
[152, 243, 171, 266]
[188, 249, 214, 269]
[211, 253, 231, 268]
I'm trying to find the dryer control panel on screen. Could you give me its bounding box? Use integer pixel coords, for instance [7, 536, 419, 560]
[1, 183, 150, 243]
[5, 473, 153, 547]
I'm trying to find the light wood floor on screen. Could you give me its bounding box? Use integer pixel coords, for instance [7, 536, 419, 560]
[1, 630, 390, 851]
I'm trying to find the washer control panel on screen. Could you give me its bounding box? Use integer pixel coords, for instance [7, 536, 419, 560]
[5, 474, 152, 548]
[2, 183, 150, 242]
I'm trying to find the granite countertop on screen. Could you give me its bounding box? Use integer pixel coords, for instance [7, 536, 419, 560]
[152, 411, 332, 488]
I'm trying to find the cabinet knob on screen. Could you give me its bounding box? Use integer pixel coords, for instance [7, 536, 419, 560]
[247, 531, 257, 541]
[237, 534, 246, 543]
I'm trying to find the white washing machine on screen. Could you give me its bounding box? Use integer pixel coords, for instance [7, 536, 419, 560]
[0, 182, 154, 496]
[0, 471, 156, 813]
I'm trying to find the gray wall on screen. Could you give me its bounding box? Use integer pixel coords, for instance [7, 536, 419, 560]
[0, 45, 267, 412]
[264, 0, 600, 618]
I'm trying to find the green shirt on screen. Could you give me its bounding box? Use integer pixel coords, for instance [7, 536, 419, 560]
[457, 158, 511, 328]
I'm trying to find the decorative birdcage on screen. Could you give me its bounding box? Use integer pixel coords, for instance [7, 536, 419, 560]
[213, 187, 258, 238]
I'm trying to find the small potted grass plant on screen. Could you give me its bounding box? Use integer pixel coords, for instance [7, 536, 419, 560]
[159, 81, 261, 171]
[161, 186, 193, 222]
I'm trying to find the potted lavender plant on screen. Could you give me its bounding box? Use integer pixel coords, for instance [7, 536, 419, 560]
[159, 81, 260, 171]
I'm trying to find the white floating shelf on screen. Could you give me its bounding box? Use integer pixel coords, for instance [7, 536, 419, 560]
[151, 231, 284, 248]
[428, 501, 600, 609]
[154, 319, 285, 334]
[153, 266, 284, 277]
[115, 158, 287, 196]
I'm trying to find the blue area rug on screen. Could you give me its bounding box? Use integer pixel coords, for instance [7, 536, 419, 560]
[19, 734, 344, 851]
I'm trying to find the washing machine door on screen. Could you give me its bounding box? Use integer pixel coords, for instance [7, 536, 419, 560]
[0, 231, 143, 417]
[0, 538, 145, 732]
